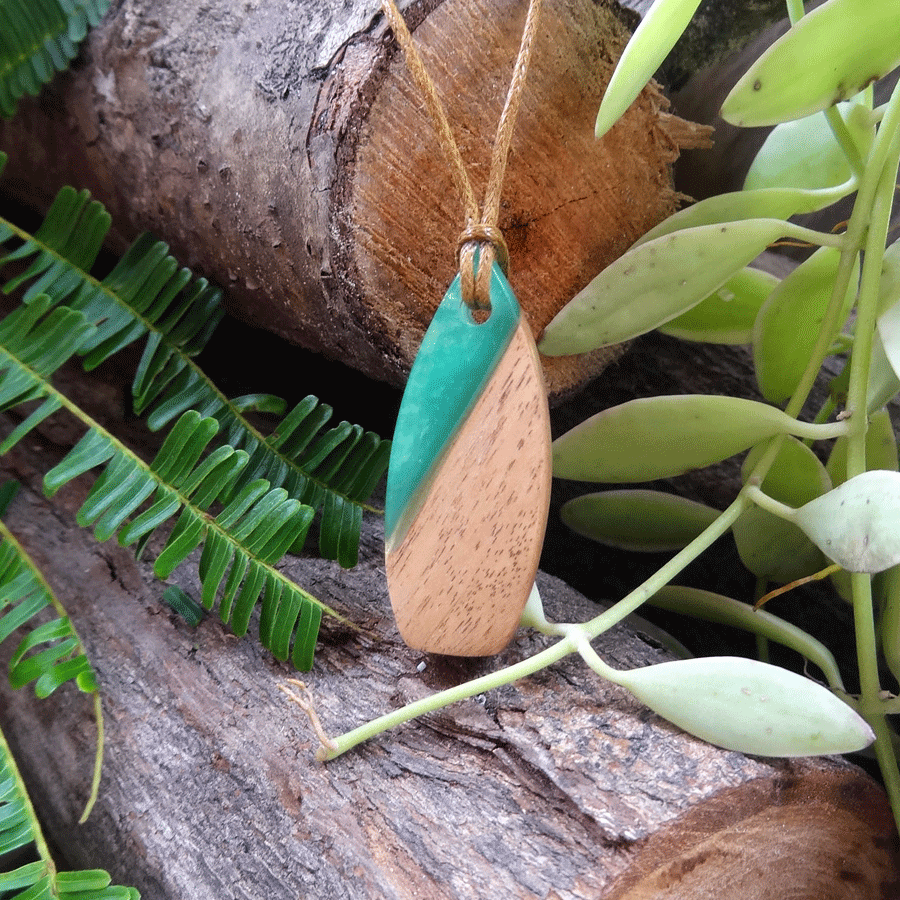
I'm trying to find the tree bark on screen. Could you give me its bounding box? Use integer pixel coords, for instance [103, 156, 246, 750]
[0, 365, 897, 900]
[0, 0, 707, 402]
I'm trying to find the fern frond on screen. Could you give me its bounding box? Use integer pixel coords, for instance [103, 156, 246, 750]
[43, 409, 333, 670]
[0, 480, 105, 820]
[0, 486, 99, 697]
[0, 303, 338, 667]
[0, 726, 138, 899]
[0, 177, 390, 567]
[0, 0, 111, 118]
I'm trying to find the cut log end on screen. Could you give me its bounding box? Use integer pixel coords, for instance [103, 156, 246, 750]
[0, 0, 710, 402]
[325, 0, 712, 399]
[605, 764, 900, 899]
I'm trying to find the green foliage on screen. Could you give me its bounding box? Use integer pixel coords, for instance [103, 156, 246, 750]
[655, 267, 779, 345]
[753, 247, 857, 403]
[0, 484, 98, 697]
[721, 0, 900, 127]
[1, 724, 138, 899]
[0, 163, 390, 569]
[162, 585, 206, 626]
[0, 0, 110, 118]
[560, 490, 718, 552]
[743, 98, 874, 192]
[0, 207, 385, 672]
[0, 1, 385, 892]
[538, 219, 797, 354]
[538, 0, 900, 833]
[552, 394, 843, 482]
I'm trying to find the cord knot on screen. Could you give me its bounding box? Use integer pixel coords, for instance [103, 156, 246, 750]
[457, 223, 510, 312]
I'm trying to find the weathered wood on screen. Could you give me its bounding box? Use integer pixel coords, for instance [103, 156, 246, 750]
[0, 365, 897, 900]
[0, 0, 708, 402]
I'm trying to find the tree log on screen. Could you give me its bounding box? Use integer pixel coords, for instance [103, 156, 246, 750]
[0, 0, 708, 402]
[0, 364, 897, 900]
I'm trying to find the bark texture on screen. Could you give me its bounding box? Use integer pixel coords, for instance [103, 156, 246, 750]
[0, 0, 708, 402]
[0, 366, 898, 900]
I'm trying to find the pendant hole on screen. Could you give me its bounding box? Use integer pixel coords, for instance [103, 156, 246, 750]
[470, 307, 491, 325]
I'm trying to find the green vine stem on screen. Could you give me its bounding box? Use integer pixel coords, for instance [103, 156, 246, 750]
[320, 494, 750, 759]
[843, 76, 900, 831]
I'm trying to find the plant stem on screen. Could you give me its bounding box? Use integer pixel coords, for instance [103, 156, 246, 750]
[79, 693, 104, 824]
[824, 106, 866, 180]
[318, 633, 578, 759]
[784, 0, 804, 25]
[786, 419, 847, 441]
[868, 713, 900, 835]
[581, 495, 750, 640]
[742, 484, 795, 520]
[323, 494, 751, 758]
[780, 222, 846, 248]
[832, 71, 900, 831]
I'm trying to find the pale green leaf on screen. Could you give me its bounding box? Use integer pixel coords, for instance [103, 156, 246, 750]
[866, 331, 900, 413]
[792, 470, 900, 573]
[744, 99, 873, 192]
[539, 220, 789, 356]
[876, 241, 900, 319]
[635, 183, 857, 248]
[552, 395, 828, 483]
[753, 247, 858, 404]
[734, 438, 830, 582]
[561, 490, 719, 551]
[657, 267, 779, 344]
[594, 0, 703, 139]
[721, 0, 900, 127]
[876, 283, 900, 388]
[616, 655, 873, 756]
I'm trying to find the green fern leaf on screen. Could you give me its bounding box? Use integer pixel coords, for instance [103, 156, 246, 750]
[1, 182, 390, 567]
[0, 485, 105, 821]
[0, 299, 337, 668]
[0, 0, 111, 119]
[41, 408, 333, 670]
[0, 494, 98, 698]
[0, 726, 138, 898]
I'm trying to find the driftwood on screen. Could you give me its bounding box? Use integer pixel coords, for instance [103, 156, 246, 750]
[1, 362, 898, 900]
[0, 0, 709, 402]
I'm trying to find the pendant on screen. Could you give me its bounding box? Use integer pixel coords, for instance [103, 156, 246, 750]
[385, 260, 551, 656]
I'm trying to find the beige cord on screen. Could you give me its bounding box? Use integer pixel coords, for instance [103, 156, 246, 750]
[379, 0, 544, 310]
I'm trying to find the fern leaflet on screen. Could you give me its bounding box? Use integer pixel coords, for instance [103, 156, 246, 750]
[0, 0, 111, 118]
[0, 155, 390, 567]
[0, 725, 139, 898]
[0, 505, 98, 697]
[0, 482, 104, 822]
[0, 298, 339, 669]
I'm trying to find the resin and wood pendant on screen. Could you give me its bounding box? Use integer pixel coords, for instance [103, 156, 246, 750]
[385, 260, 551, 656]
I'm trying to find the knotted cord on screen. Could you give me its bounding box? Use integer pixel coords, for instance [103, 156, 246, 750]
[379, 0, 544, 310]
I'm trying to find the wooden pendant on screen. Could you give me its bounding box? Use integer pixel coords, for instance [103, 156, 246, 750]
[385, 261, 551, 656]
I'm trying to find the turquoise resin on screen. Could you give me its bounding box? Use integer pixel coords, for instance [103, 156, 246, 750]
[385, 261, 520, 547]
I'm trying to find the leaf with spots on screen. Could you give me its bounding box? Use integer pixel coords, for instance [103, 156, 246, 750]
[539, 220, 790, 355]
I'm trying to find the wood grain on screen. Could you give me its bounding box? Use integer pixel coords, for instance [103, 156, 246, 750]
[387, 317, 551, 655]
